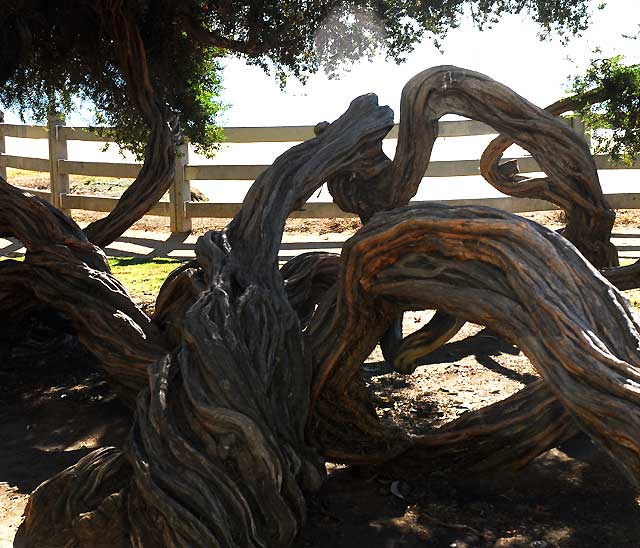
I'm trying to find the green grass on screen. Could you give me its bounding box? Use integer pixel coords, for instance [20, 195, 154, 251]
[108, 257, 183, 299]
[0, 255, 185, 315]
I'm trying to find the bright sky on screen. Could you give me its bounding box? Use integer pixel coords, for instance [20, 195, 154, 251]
[215, 0, 639, 127]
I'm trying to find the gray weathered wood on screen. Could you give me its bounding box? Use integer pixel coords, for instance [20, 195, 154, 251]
[57, 126, 109, 142]
[61, 193, 171, 216]
[17, 92, 394, 548]
[12, 67, 640, 548]
[221, 120, 496, 143]
[59, 159, 141, 178]
[0, 122, 48, 139]
[0, 154, 50, 172]
[14, 185, 51, 202]
[169, 142, 192, 232]
[47, 114, 70, 213]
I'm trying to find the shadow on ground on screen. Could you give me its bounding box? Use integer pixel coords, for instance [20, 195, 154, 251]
[304, 436, 640, 547]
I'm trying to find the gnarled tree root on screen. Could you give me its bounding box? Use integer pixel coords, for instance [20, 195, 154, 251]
[12, 68, 640, 548]
[0, 181, 163, 404]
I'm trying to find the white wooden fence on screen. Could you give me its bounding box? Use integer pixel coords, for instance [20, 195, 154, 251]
[1, 113, 640, 234]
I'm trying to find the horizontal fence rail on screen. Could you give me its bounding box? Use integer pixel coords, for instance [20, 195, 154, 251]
[1, 114, 639, 233]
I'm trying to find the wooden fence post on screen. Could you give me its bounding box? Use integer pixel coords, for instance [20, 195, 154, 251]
[170, 141, 192, 233]
[0, 111, 6, 182]
[47, 113, 70, 212]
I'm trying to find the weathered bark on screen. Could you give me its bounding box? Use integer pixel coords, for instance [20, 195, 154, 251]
[13, 68, 640, 548]
[308, 204, 640, 483]
[281, 252, 341, 330]
[480, 90, 617, 267]
[16, 448, 132, 547]
[603, 261, 640, 291]
[17, 94, 395, 547]
[152, 259, 207, 347]
[380, 311, 466, 374]
[394, 379, 579, 474]
[82, 2, 180, 248]
[0, 180, 161, 404]
[326, 65, 617, 370]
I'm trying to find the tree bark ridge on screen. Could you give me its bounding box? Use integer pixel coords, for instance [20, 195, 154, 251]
[309, 204, 640, 483]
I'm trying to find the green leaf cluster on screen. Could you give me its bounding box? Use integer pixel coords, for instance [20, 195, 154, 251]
[0, 2, 225, 159]
[0, 1, 593, 157]
[570, 55, 640, 164]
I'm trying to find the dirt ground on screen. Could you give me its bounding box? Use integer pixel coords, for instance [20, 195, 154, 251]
[2, 197, 640, 546]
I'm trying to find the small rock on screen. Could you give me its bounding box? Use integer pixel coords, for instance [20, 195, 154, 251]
[530, 542, 548, 548]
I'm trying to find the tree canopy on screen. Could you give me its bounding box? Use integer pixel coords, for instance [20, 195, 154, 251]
[0, 0, 594, 157]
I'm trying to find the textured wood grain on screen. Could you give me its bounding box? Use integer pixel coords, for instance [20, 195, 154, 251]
[308, 204, 640, 483]
[0, 179, 162, 404]
[326, 65, 618, 370]
[480, 90, 617, 267]
[17, 94, 395, 548]
[13, 69, 640, 548]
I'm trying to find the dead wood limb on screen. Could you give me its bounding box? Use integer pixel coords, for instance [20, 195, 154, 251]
[17, 94, 395, 547]
[480, 90, 617, 267]
[381, 311, 466, 374]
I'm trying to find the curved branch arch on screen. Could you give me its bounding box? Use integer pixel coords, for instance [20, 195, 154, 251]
[17, 93, 396, 547]
[326, 66, 617, 374]
[479, 89, 617, 267]
[308, 204, 640, 482]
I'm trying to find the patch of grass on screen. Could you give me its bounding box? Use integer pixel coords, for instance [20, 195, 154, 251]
[0, 255, 183, 313]
[108, 257, 183, 299]
[0, 255, 182, 298]
[624, 289, 640, 308]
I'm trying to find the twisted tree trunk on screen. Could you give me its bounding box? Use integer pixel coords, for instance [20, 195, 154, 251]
[11, 67, 640, 547]
[307, 204, 640, 478]
[16, 94, 395, 547]
[83, 1, 181, 248]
